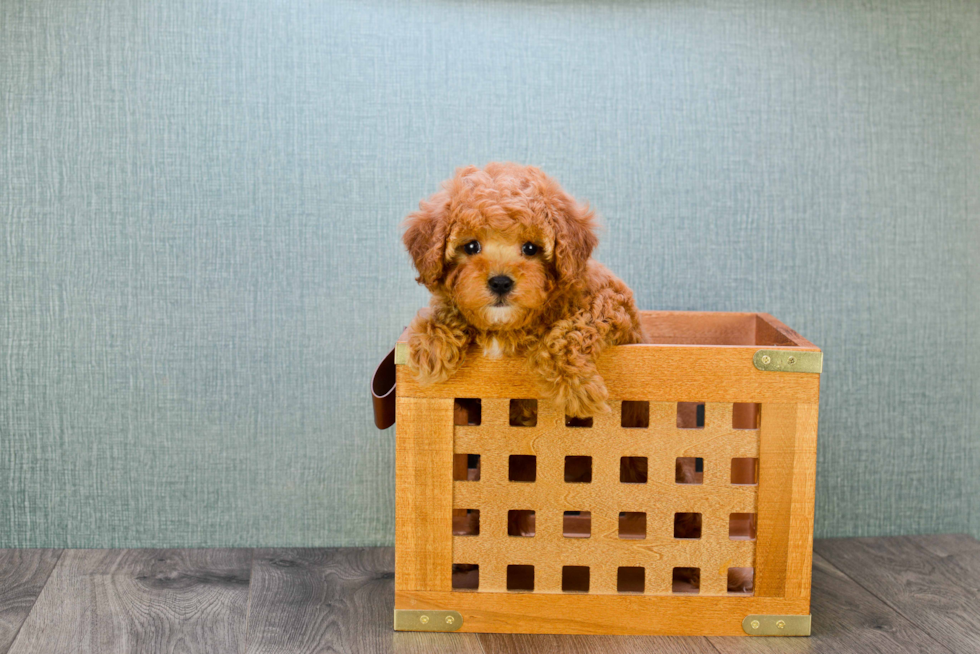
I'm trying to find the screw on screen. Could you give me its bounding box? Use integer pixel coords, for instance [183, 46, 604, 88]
[420, 615, 429, 624]
[445, 616, 455, 625]
[750, 620, 760, 629]
[761, 355, 771, 365]
[777, 620, 786, 629]
[787, 356, 796, 365]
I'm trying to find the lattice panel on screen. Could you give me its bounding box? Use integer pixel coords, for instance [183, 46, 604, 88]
[450, 399, 760, 596]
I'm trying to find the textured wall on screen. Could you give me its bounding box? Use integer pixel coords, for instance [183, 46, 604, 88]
[1, 0, 978, 547]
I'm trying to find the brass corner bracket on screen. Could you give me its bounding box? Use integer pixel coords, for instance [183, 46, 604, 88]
[753, 349, 823, 373]
[394, 609, 463, 632]
[742, 614, 811, 636]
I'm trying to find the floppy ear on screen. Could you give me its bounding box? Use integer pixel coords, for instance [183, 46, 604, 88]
[552, 194, 598, 283]
[402, 189, 451, 290]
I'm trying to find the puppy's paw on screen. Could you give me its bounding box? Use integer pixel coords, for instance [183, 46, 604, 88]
[554, 373, 610, 419]
[407, 329, 464, 385]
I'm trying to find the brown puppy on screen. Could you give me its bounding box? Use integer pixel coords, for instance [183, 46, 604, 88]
[402, 162, 644, 418]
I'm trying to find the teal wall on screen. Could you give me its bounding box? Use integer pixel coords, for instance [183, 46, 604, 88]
[1, 0, 978, 547]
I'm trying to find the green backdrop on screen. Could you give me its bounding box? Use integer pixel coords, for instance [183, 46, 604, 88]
[1, 0, 978, 547]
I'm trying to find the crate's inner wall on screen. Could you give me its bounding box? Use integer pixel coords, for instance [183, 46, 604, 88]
[450, 398, 760, 596]
[639, 313, 801, 347]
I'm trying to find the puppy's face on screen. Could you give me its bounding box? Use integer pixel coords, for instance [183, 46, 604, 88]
[403, 163, 598, 332]
[444, 226, 551, 331]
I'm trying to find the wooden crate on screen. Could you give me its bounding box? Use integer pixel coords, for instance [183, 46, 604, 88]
[392, 311, 821, 636]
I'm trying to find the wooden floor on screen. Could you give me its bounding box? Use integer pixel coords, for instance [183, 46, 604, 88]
[0, 535, 978, 653]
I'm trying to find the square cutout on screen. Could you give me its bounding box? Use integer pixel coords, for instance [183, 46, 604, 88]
[620, 457, 648, 483]
[675, 457, 704, 484]
[509, 399, 538, 427]
[453, 454, 480, 481]
[618, 512, 647, 539]
[506, 565, 534, 592]
[454, 398, 481, 426]
[451, 564, 479, 590]
[731, 458, 759, 485]
[674, 512, 702, 539]
[452, 509, 480, 536]
[562, 566, 590, 592]
[729, 513, 757, 540]
[508, 510, 536, 537]
[728, 567, 755, 594]
[677, 402, 706, 429]
[733, 403, 761, 429]
[617, 567, 645, 593]
[563, 511, 591, 538]
[509, 455, 536, 482]
[621, 401, 649, 428]
[565, 415, 593, 428]
[564, 456, 592, 483]
[672, 567, 700, 594]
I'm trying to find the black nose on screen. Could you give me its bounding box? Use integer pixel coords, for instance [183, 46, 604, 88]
[488, 275, 514, 296]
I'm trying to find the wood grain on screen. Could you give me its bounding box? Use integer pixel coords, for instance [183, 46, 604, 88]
[395, 396, 456, 593]
[0, 550, 62, 654]
[753, 403, 818, 601]
[8, 549, 250, 654]
[815, 535, 980, 653]
[244, 548, 484, 654]
[479, 631, 720, 654]
[783, 403, 818, 601]
[709, 551, 949, 654]
[754, 314, 817, 349]
[752, 404, 796, 598]
[905, 533, 980, 558]
[398, 312, 814, 349]
[451, 399, 758, 597]
[396, 344, 820, 404]
[396, 589, 807, 635]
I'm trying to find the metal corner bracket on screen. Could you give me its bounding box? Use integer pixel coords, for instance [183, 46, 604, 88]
[742, 614, 811, 636]
[394, 342, 409, 365]
[753, 349, 823, 373]
[394, 609, 463, 632]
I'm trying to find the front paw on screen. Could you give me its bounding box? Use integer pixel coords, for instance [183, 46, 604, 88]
[407, 330, 464, 385]
[553, 373, 610, 418]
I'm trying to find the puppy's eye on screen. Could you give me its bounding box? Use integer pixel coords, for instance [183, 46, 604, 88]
[521, 242, 539, 256]
[463, 240, 481, 256]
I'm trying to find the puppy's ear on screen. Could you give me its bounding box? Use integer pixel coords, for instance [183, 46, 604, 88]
[552, 194, 598, 282]
[402, 190, 451, 289]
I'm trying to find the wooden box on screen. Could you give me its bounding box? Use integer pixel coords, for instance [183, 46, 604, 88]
[392, 311, 821, 636]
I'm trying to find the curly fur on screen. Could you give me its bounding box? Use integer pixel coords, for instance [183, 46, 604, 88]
[402, 162, 645, 417]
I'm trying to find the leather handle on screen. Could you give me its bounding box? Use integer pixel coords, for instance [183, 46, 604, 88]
[371, 347, 397, 429]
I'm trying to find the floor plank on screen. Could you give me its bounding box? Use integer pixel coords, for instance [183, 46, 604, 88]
[479, 633, 719, 654]
[905, 533, 980, 558]
[709, 551, 948, 654]
[7, 549, 251, 654]
[904, 535, 980, 587]
[244, 547, 484, 654]
[815, 535, 980, 654]
[0, 550, 62, 654]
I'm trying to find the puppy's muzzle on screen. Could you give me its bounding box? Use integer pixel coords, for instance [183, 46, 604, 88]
[487, 275, 515, 296]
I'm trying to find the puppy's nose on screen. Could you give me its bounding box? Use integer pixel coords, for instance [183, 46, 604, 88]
[488, 275, 515, 296]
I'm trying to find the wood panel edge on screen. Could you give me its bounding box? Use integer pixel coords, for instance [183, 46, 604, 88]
[395, 589, 808, 635]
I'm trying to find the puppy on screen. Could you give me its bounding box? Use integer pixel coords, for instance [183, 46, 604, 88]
[402, 162, 644, 418]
